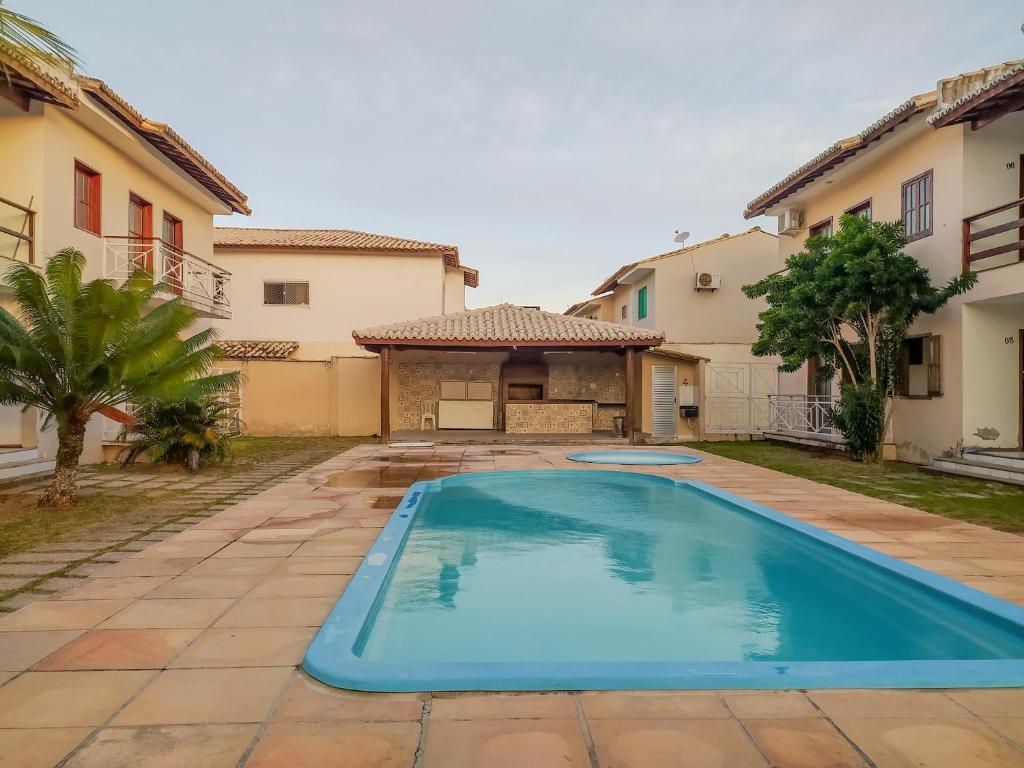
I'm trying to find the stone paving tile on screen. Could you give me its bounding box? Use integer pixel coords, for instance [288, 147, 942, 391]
[743, 717, 868, 767]
[245, 721, 421, 768]
[586, 718, 767, 767]
[0, 669, 154, 727]
[833, 717, 1024, 767]
[64, 724, 260, 768]
[0, 629, 84, 670]
[0, 727, 94, 768]
[34, 628, 202, 671]
[423, 717, 591, 768]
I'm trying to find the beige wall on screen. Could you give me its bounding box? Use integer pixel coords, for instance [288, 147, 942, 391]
[212, 249, 464, 360]
[0, 98, 234, 459]
[962, 301, 1024, 451]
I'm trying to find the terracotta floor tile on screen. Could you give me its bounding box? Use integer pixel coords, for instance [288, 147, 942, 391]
[0, 600, 133, 631]
[292, 540, 371, 557]
[99, 598, 234, 629]
[213, 542, 301, 559]
[184, 557, 284, 577]
[214, 597, 334, 628]
[273, 675, 424, 722]
[833, 717, 1024, 768]
[724, 692, 820, 719]
[112, 666, 293, 725]
[743, 718, 867, 767]
[0, 629, 84, 670]
[591, 718, 766, 768]
[0, 670, 153, 727]
[170, 627, 315, 668]
[946, 689, 1024, 717]
[432, 694, 577, 720]
[94, 558, 203, 578]
[54, 576, 172, 601]
[132, 540, 227, 559]
[808, 690, 970, 719]
[146, 574, 262, 599]
[64, 724, 259, 768]
[245, 721, 420, 768]
[248, 574, 351, 598]
[581, 693, 729, 720]
[423, 718, 590, 768]
[0, 727, 92, 768]
[273, 556, 364, 575]
[34, 628, 201, 671]
[985, 719, 1024, 749]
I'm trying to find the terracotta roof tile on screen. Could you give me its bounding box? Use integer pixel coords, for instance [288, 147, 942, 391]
[353, 304, 663, 348]
[928, 59, 1024, 126]
[217, 340, 298, 360]
[213, 227, 458, 253]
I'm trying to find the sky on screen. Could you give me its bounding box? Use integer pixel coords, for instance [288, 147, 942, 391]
[32, 0, 1024, 311]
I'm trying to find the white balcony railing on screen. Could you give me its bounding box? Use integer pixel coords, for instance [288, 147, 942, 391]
[767, 394, 842, 439]
[103, 237, 230, 315]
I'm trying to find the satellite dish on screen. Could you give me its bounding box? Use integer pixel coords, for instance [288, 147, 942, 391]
[674, 230, 690, 245]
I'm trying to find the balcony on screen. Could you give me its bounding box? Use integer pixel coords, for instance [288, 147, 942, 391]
[0, 196, 36, 268]
[962, 196, 1024, 273]
[103, 237, 230, 318]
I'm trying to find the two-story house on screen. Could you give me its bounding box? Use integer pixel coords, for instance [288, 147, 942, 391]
[745, 59, 1024, 476]
[0, 51, 249, 478]
[565, 228, 793, 439]
[209, 227, 479, 437]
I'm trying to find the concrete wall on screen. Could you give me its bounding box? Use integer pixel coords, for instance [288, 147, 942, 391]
[962, 301, 1024, 450]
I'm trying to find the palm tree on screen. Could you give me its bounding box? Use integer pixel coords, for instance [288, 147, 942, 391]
[0, 1, 80, 77]
[0, 249, 237, 507]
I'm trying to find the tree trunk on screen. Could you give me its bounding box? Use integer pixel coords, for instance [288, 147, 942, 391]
[38, 418, 87, 508]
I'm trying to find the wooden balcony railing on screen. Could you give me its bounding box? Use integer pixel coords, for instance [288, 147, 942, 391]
[962, 196, 1024, 272]
[0, 196, 35, 265]
[103, 236, 231, 315]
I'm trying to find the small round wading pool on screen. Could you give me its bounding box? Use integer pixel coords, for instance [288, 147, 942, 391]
[567, 450, 702, 465]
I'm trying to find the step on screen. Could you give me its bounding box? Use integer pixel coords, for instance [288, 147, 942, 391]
[929, 457, 1024, 487]
[0, 457, 56, 483]
[965, 451, 1024, 472]
[0, 447, 40, 464]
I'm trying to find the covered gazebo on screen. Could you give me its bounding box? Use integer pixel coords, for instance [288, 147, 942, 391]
[353, 304, 665, 443]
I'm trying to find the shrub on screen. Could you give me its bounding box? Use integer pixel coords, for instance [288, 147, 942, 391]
[829, 382, 886, 461]
[119, 398, 235, 472]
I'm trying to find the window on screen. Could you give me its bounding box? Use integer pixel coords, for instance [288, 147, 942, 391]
[620, 304, 627, 320]
[901, 170, 933, 241]
[846, 199, 872, 220]
[637, 286, 648, 320]
[74, 161, 101, 235]
[162, 212, 183, 250]
[808, 218, 833, 238]
[264, 281, 310, 305]
[898, 334, 941, 398]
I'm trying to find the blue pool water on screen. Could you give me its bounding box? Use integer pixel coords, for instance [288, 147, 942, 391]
[304, 470, 1024, 691]
[567, 450, 702, 465]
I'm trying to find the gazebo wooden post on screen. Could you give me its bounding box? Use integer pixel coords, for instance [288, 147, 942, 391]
[625, 347, 636, 444]
[379, 345, 391, 441]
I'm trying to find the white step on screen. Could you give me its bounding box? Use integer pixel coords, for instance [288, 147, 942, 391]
[0, 457, 56, 483]
[0, 447, 40, 464]
[929, 457, 1024, 487]
[965, 451, 1024, 472]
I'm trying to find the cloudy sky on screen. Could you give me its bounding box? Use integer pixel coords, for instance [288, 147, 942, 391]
[35, 0, 1024, 310]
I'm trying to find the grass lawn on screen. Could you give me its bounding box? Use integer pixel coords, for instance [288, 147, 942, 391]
[0, 435, 374, 560]
[692, 439, 1024, 533]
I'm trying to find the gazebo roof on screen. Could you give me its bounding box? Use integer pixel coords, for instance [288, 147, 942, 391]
[353, 304, 664, 350]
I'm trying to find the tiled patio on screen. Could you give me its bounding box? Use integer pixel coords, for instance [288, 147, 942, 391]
[0, 443, 1022, 767]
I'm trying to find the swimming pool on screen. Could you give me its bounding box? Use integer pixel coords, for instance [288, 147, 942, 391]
[567, 450, 702, 465]
[303, 470, 1024, 691]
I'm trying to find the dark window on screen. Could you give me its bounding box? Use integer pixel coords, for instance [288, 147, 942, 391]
[906, 336, 924, 365]
[264, 282, 310, 305]
[899, 334, 941, 398]
[74, 161, 101, 235]
[846, 199, 872, 220]
[901, 170, 933, 241]
[809, 218, 833, 238]
[620, 304, 627, 320]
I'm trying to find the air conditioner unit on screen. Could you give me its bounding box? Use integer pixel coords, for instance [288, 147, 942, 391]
[778, 209, 804, 236]
[694, 272, 721, 291]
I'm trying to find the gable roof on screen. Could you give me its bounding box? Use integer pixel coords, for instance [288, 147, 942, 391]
[591, 227, 775, 295]
[0, 44, 78, 108]
[353, 304, 664, 350]
[217, 340, 298, 360]
[928, 59, 1024, 129]
[214, 227, 479, 287]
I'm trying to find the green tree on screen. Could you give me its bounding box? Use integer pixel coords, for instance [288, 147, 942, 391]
[119, 398, 236, 472]
[0, 249, 237, 507]
[0, 1, 79, 77]
[744, 214, 976, 460]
